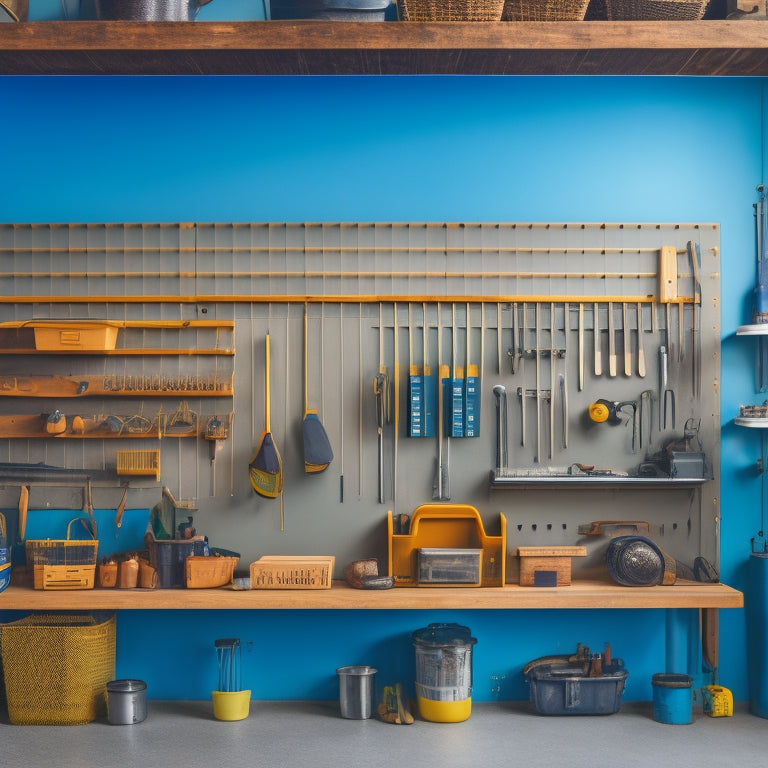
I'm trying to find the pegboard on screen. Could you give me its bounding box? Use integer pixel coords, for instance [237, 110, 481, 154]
[0, 222, 720, 579]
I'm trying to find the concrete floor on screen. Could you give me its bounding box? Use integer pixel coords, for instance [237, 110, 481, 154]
[2, 700, 768, 768]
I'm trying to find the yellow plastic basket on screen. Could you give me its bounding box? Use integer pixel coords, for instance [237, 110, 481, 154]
[0, 613, 116, 725]
[25, 517, 98, 567]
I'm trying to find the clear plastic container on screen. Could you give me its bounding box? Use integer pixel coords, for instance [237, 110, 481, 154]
[215, 638, 241, 693]
[412, 623, 477, 722]
[412, 623, 476, 692]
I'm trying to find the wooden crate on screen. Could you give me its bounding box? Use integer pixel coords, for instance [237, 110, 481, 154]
[33, 564, 96, 590]
[250, 556, 334, 589]
[517, 546, 587, 587]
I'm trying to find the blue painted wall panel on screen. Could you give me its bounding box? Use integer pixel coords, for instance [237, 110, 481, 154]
[0, 73, 762, 702]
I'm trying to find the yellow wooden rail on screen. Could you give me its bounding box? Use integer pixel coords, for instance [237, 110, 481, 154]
[0, 295, 697, 305]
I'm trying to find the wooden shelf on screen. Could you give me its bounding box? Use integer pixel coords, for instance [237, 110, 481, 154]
[0, 374, 234, 398]
[1, 21, 768, 76]
[0, 579, 743, 610]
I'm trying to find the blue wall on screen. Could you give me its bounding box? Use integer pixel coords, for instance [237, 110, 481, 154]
[1, 73, 764, 703]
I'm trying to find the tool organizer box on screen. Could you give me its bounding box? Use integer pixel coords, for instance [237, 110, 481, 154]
[387, 504, 506, 586]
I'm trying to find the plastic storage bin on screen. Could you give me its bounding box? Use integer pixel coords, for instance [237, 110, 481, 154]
[526, 662, 629, 715]
[146, 534, 207, 588]
[412, 623, 477, 722]
[0, 613, 116, 725]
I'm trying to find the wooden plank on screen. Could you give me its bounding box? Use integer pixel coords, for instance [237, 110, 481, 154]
[517, 546, 587, 557]
[0, 580, 744, 610]
[0, 347, 234, 356]
[0, 374, 234, 398]
[0, 413, 165, 439]
[0, 22, 768, 76]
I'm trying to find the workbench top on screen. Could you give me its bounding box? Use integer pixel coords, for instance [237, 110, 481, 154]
[0, 579, 743, 611]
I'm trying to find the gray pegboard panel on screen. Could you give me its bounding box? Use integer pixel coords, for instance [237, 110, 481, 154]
[0, 222, 720, 579]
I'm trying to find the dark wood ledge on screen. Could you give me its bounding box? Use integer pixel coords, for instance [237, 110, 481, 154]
[0, 20, 767, 76]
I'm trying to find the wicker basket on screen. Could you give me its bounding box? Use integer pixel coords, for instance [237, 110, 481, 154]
[397, 0, 505, 20]
[0, 613, 116, 725]
[502, 0, 590, 19]
[605, 0, 705, 18]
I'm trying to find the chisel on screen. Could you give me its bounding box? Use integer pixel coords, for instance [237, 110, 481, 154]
[608, 302, 617, 377]
[578, 303, 584, 391]
[497, 303, 503, 375]
[637, 302, 646, 378]
[593, 303, 602, 376]
[535, 303, 542, 462]
[511, 302, 518, 374]
[493, 384, 508, 475]
[623, 302, 631, 377]
[562, 303, 569, 450]
[549, 303, 555, 459]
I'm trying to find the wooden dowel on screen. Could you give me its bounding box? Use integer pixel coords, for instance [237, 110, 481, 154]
[0, 294, 695, 306]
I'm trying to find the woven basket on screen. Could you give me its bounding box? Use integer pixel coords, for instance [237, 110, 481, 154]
[605, 0, 705, 18]
[0, 613, 116, 725]
[397, 0, 505, 20]
[502, 0, 590, 19]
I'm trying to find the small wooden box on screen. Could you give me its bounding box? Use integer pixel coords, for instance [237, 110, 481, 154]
[516, 546, 587, 587]
[250, 555, 334, 589]
[33, 564, 96, 590]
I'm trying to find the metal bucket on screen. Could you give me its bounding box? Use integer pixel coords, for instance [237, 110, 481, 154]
[107, 679, 147, 725]
[336, 665, 377, 719]
[94, 0, 212, 20]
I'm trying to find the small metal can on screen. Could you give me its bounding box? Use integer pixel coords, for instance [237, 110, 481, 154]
[107, 679, 147, 725]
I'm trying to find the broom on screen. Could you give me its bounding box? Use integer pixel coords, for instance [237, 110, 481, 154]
[249, 333, 283, 498]
[302, 303, 333, 473]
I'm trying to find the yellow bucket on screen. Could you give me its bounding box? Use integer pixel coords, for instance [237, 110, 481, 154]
[417, 696, 472, 723]
[212, 689, 251, 721]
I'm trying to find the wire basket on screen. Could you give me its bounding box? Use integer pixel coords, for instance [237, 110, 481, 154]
[25, 517, 98, 567]
[502, 0, 590, 19]
[0, 613, 116, 724]
[397, 0, 505, 20]
[604, 0, 705, 17]
[25, 517, 99, 590]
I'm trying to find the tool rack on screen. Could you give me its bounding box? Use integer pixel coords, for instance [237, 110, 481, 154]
[0, 221, 721, 588]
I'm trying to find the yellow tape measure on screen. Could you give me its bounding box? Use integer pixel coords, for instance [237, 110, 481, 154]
[702, 685, 733, 717]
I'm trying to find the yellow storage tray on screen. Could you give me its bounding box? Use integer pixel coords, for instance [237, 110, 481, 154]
[31, 321, 120, 351]
[387, 504, 506, 587]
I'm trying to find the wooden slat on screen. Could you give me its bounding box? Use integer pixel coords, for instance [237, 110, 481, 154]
[0, 22, 767, 77]
[0, 579, 743, 610]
